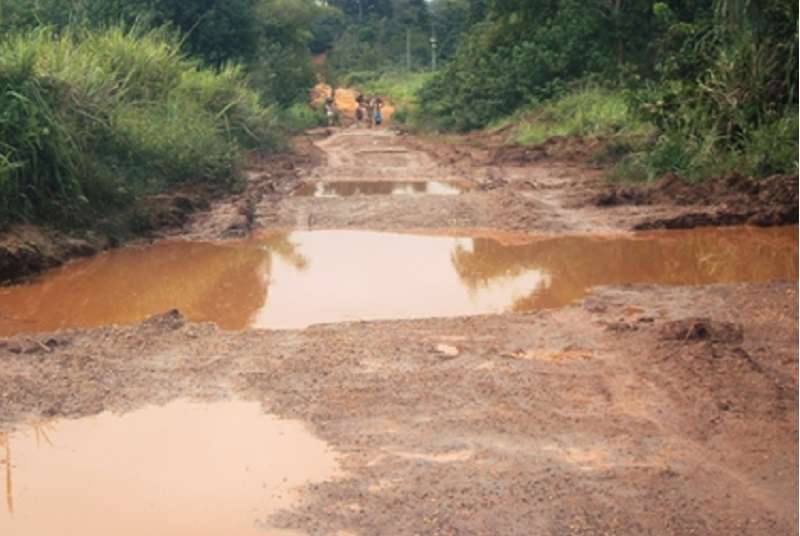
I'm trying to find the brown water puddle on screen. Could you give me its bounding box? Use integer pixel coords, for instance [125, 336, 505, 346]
[0, 400, 338, 536]
[295, 180, 467, 197]
[0, 226, 796, 334]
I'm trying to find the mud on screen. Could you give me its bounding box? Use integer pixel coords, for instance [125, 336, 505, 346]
[0, 226, 106, 284]
[295, 180, 468, 197]
[0, 148, 308, 285]
[596, 172, 799, 230]
[0, 283, 796, 534]
[0, 120, 797, 534]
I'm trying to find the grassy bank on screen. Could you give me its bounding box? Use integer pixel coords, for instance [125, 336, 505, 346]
[480, 86, 797, 183]
[0, 27, 283, 230]
[492, 87, 654, 145]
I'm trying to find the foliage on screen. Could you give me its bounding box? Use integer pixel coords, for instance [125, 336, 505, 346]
[0, 27, 280, 228]
[417, 0, 633, 131]
[0, 0, 264, 67]
[309, 5, 347, 54]
[505, 87, 653, 145]
[429, 0, 471, 60]
[361, 70, 432, 108]
[276, 102, 326, 133]
[0, 0, 328, 106]
[325, 0, 436, 73]
[410, 0, 797, 182]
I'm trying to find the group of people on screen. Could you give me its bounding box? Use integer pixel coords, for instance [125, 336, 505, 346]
[355, 94, 384, 128]
[324, 93, 384, 128]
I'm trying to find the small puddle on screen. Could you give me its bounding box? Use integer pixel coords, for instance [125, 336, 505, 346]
[295, 180, 466, 197]
[0, 226, 796, 334]
[0, 400, 338, 535]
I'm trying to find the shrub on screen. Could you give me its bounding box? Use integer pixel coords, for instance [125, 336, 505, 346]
[0, 26, 282, 229]
[277, 103, 326, 133]
[511, 87, 651, 145]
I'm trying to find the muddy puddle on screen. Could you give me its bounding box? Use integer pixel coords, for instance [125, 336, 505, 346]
[0, 399, 338, 536]
[0, 226, 795, 334]
[295, 180, 467, 197]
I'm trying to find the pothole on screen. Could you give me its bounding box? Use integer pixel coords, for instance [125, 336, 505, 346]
[294, 180, 468, 197]
[0, 399, 339, 535]
[0, 226, 795, 335]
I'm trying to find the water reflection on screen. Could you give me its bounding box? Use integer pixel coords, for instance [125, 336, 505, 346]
[451, 226, 798, 311]
[0, 401, 338, 536]
[0, 233, 305, 335]
[295, 180, 466, 197]
[0, 227, 795, 334]
[251, 231, 551, 329]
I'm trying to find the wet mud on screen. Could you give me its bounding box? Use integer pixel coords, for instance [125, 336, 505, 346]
[294, 180, 468, 197]
[0, 122, 797, 534]
[596, 172, 799, 230]
[0, 283, 796, 534]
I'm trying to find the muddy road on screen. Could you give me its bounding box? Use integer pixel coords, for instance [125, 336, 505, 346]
[0, 127, 797, 535]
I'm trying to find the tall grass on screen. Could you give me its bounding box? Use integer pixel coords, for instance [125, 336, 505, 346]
[610, 112, 798, 183]
[501, 87, 653, 145]
[360, 71, 433, 107]
[0, 26, 281, 229]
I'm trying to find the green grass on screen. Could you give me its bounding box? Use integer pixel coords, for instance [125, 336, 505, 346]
[0, 26, 282, 229]
[610, 112, 799, 183]
[485, 86, 797, 183]
[361, 71, 432, 106]
[275, 102, 326, 133]
[498, 87, 653, 145]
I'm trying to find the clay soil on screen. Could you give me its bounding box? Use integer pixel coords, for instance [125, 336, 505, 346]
[1, 125, 798, 535]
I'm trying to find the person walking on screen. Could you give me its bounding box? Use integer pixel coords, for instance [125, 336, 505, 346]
[366, 96, 375, 128]
[355, 93, 365, 127]
[324, 98, 336, 127]
[374, 97, 384, 127]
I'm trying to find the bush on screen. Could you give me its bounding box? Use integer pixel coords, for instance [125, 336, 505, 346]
[361, 71, 432, 108]
[341, 70, 382, 87]
[510, 87, 652, 145]
[277, 103, 326, 133]
[610, 110, 798, 183]
[0, 26, 282, 229]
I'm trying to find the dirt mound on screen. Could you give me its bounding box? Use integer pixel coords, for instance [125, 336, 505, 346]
[660, 318, 743, 344]
[133, 193, 205, 232]
[486, 136, 604, 166]
[0, 191, 206, 285]
[598, 173, 797, 207]
[0, 226, 104, 284]
[141, 309, 185, 330]
[596, 173, 798, 229]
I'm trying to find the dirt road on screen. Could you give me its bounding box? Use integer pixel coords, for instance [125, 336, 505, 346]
[252, 128, 680, 234]
[0, 127, 797, 535]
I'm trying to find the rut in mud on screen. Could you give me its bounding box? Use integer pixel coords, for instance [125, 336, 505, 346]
[0, 126, 797, 535]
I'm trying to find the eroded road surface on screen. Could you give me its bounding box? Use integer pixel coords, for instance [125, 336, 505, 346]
[0, 127, 797, 535]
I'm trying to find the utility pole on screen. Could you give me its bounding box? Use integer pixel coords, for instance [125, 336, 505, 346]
[430, 34, 438, 71]
[357, 0, 363, 23]
[405, 28, 411, 71]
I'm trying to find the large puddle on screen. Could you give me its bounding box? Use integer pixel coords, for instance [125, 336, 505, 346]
[0, 400, 338, 535]
[0, 226, 796, 333]
[295, 180, 467, 197]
